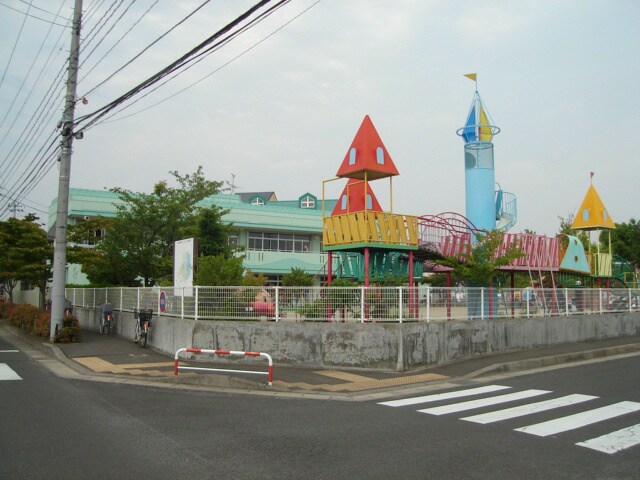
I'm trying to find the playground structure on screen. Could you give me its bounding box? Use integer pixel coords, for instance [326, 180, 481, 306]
[322, 78, 639, 298]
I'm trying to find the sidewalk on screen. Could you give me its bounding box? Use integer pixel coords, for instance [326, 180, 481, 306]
[58, 328, 640, 395]
[3, 322, 639, 399]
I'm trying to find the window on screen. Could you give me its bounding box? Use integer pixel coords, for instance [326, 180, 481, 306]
[349, 147, 356, 165]
[341, 195, 347, 210]
[376, 146, 384, 164]
[582, 209, 589, 222]
[228, 235, 238, 246]
[366, 194, 372, 210]
[251, 197, 265, 206]
[248, 232, 311, 253]
[300, 196, 315, 209]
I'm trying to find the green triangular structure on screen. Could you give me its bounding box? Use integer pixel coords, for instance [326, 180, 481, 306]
[560, 235, 591, 274]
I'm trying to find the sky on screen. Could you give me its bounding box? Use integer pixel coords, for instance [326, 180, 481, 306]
[0, 0, 639, 236]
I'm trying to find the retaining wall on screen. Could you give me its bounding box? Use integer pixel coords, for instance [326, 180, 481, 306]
[75, 307, 640, 371]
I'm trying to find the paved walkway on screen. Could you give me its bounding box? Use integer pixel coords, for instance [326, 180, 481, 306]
[2, 322, 639, 398]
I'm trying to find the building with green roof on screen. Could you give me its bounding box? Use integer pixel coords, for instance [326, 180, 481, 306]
[48, 188, 339, 285]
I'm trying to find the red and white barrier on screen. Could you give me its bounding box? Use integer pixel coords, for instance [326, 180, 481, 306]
[174, 348, 273, 386]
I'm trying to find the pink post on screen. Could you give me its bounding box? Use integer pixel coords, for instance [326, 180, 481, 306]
[327, 251, 333, 286]
[364, 247, 370, 287]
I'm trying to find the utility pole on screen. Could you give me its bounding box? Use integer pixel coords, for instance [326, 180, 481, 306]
[50, 0, 83, 341]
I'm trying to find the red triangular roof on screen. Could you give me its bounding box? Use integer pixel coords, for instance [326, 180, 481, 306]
[336, 115, 399, 180]
[331, 178, 383, 216]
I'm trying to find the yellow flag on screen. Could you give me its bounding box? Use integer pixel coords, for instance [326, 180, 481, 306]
[464, 73, 477, 81]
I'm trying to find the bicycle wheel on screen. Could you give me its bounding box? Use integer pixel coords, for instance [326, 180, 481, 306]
[140, 331, 147, 348]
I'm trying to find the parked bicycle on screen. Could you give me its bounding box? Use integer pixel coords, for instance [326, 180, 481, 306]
[99, 303, 114, 335]
[134, 309, 153, 347]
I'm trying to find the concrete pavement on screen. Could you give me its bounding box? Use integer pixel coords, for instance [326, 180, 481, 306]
[2, 321, 639, 399]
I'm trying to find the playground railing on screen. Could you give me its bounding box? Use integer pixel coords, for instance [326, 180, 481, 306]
[65, 286, 640, 323]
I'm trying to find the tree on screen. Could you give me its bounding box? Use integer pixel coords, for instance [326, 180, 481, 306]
[607, 218, 640, 267]
[194, 254, 244, 286]
[281, 267, 314, 287]
[70, 167, 225, 286]
[439, 230, 525, 285]
[0, 217, 52, 305]
[557, 213, 591, 250]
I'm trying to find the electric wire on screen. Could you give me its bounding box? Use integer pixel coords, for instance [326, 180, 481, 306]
[80, 0, 213, 100]
[103, 0, 322, 125]
[75, 0, 279, 133]
[80, 0, 121, 50]
[93, 0, 292, 126]
[79, 0, 159, 84]
[0, 1, 68, 27]
[0, 0, 33, 92]
[0, 0, 68, 142]
[16, 0, 70, 22]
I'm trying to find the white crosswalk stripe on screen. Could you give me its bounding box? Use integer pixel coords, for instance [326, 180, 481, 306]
[515, 401, 640, 437]
[576, 423, 640, 454]
[378, 384, 511, 407]
[378, 385, 640, 455]
[0, 363, 22, 381]
[418, 389, 551, 416]
[462, 394, 598, 424]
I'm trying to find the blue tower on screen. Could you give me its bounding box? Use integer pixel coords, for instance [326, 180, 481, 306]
[456, 77, 501, 232]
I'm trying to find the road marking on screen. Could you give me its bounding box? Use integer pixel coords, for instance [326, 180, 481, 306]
[462, 394, 598, 424]
[379, 385, 511, 407]
[515, 401, 640, 437]
[0, 363, 22, 380]
[418, 389, 551, 416]
[576, 423, 640, 454]
[0, 350, 19, 353]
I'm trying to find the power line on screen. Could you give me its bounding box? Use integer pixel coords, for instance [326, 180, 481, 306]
[80, 0, 213, 99]
[16, 0, 70, 22]
[103, 0, 323, 125]
[0, 0, 33, 92]
[0, 0, 68, 140]
[75, 0, 285, 133]
[78, 0, 159, 84]
[0, 0, 69, 27]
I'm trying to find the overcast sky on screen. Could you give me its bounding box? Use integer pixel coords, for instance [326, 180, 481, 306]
[1, 0, 638, 236]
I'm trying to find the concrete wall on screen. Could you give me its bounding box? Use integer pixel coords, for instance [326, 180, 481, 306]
[74, 307, 640, 371]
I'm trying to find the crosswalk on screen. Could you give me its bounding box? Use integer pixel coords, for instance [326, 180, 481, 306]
[0, 363, 22, 381]
[379, 384, 640, 455]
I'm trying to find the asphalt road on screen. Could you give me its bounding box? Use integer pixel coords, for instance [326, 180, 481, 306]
[1, 335, 638, 479]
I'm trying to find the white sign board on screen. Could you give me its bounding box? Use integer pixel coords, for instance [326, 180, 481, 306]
[174, 238, 195, 297]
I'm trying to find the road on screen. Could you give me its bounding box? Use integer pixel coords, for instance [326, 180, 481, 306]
[1, 335, 638, 479]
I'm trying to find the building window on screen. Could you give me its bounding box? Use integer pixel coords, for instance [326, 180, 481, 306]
[251, 197, 265, 206]
[248, 232, 311, 253]
[376, 146, 384, 164]
[341, 195, 347, 210]
[366, 194, 372, 210]
[20, 280, 31, 291]
[349, 147, 356, 165]
[228, 235, 238, 246]
[300, 196, 315, 209]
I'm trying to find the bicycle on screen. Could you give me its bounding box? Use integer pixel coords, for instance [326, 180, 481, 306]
[99, 303, 113, 335]
[134, 309, 152, 347]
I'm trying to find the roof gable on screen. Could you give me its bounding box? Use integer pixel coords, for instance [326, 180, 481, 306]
[335, 115, 399, 180]
[570, 184, 615, 230]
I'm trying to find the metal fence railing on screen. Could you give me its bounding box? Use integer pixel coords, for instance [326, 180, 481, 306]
[65, 286, 640, 323]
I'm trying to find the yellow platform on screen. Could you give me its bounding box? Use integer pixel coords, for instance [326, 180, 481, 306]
[323, 211, 419, 248]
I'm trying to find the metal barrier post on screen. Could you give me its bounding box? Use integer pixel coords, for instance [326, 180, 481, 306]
[120, 288, 123, 312]
[565, 288, 569, 316]
[174, 348, 273, 385]
[481, 288, 485, 319]
[195, 286, 199, 322]
[181, 288, 184, 319]
[599, 288, 603, 314]
[360, 286, 365, 324]
[426, 286, 431, 322]
[137, 288, 140, 312]
[275, 286, 280, 322]
[398, 287, 403, 324]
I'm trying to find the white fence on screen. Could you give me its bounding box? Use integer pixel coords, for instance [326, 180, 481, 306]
[66, 286, 640, 323]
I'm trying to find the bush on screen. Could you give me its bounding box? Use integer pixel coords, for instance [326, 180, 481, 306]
[55, 315, 80, 343]
[33, 312, 51, 338]
[0, 299, 6, 318]
[8, 304, 40, 333]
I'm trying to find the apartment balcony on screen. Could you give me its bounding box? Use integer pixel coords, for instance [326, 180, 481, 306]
[323, 211, 419, 250]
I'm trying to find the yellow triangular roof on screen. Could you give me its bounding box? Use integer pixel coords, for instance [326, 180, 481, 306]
[570, 184, 615, 230]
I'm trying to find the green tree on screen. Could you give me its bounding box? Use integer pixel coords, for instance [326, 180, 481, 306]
[0, 217, 52, 305]
[242, 270, 268, 286]
[557, 213, 591, 251]
[607, 218, 640, 267]
[70, 168, 224, 286]
[439, 230, 525, 285]
[282, 267, 314, 287]
[195, 254, 244, 286]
